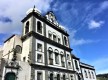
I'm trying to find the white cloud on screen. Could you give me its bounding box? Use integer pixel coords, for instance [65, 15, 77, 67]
[69, 30, 98, 46]
[100, 1, 108, 11]
[88, 20, 104, 29]
[88, 58, 108, 74]
[72, 38, 93, 46]
[0, 0, 53, 34]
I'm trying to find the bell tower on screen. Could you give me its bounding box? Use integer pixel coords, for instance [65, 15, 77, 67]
[21, 6, 41, 63]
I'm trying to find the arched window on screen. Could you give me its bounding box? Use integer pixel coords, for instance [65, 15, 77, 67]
[54, 49, 59, 53]
[53, 32, 57, 42]
[57, 74, 60, 80]
[63, 75, 65, 80]
[78, 75, 81, 80]
[84, 70, 88, 78]
[48, 47, 53, 65]
[50, 73, 53, 80]
[61, 52, 65, 67]
[58, 35, 61, 44]
[25, 21, 29, 34]
[37, 21, 42, 34]
[92, 72, 94, 79]
[54, 49, 59, 64]
[48, 31, 52, 39]
[75, 60, 79, 70]
[5, 72, 16, 80]
[70, 75, 73, 80]
[89, 71, 91, 78]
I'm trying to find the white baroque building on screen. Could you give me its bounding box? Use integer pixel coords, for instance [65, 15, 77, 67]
[0, 7, 96, 80]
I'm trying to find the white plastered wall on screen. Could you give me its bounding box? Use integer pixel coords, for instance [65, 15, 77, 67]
[21, 37, 31, 62]
[2, 35, 22, 60]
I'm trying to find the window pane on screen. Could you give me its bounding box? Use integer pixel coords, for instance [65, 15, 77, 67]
[75, 60, 79, 70]
[37, 72, 42, 80]
[25, 21, 29, 34]
[37, 54, 42, 63]
[37, 21, 42, 34]
[58, 38, 61, 44]
[53, 35, 57, 42]
[37, 43, 42, 52]
[64, 36, 67, 46]
[55, 53, 59, 64]
[49, 33, 52, 39]
[50, 74, 53, 80]
[57, 74, 60, 80]
[63, 75, 65, 80]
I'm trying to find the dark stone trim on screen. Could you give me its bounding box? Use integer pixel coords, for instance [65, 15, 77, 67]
[64, 50, 68, 69]
[32, 36, 36, 63]
[4, 35, 15, 43]
[43, 21, 46, 37]
[31, 63, 76, 73]
[45, 70, 48, 80]
[80, 65, 95, 70]
[80, 62, 94, 68]
[68, 37, 70, 48]
[21, 12, 69, 36]
[44, 22, 48, 66]
[5, 66, 19, 69]
[71, 54, 80, 60]
[32, 15, 36, 32]
[21, 31, 72, 52]
[44, 39, 48, 66]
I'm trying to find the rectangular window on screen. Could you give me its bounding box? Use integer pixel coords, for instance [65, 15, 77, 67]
[37, 43, 42, 52]
[37, 72, 42, 80]
[37, 21, 42, 34]
[53, 35, 57, 42]
[64, 36, 67, 46]
[55, 53, 59, 64]
[70, 75, 73, 80]
[37, 54, 42, 63]
[75, 60, 79, 70]
[68, 62, 71, 68]
[67, 54, 69, 59]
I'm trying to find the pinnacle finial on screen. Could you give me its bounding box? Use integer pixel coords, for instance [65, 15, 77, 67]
[33, 5, 35, 12]
[33, 5, 35, 9]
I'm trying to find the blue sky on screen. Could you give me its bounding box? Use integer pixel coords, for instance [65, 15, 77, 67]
[0, 0, 108, 74]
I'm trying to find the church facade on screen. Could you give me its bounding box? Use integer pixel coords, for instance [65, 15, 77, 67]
[0, 7, 96, 80]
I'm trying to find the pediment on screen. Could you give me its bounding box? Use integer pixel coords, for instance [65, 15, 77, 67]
[45, 11, 59, 26]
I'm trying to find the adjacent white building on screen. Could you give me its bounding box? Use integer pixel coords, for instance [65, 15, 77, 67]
[0, 7, 96, 80]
